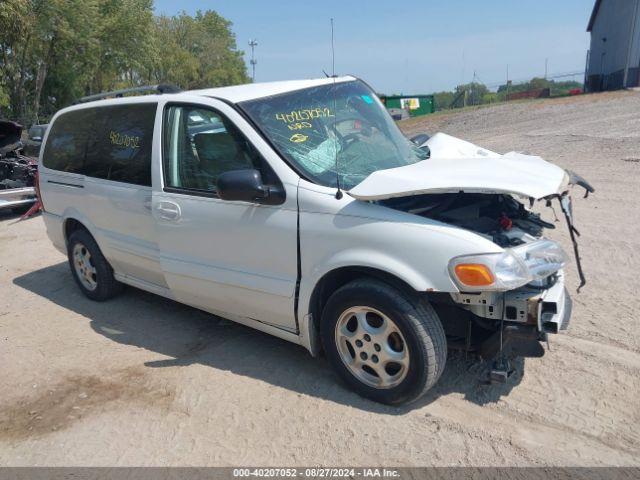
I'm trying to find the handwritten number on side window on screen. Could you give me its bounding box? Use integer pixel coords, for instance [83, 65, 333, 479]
[109, 130, 141, 149]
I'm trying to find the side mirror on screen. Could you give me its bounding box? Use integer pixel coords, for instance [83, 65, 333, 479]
[409, 133, 430, 146]
[217, 169, 268, 203]
[408, 133, 431, 159]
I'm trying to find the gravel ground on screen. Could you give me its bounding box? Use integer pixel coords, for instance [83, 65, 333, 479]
[1, 91, 639, 466]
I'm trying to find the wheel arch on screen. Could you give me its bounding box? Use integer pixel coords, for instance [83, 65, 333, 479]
[300, 266, 424, 356]
[64, 217, 88, 243]
[60, 209, 100, 248]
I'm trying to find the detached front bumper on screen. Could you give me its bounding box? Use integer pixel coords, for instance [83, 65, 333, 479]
[451, 270, 572, 358]
[0, 187, 36, 210]
[452, 269, 571, 333]
[503, 270, 571, 334]
[535, 271, 571, 334]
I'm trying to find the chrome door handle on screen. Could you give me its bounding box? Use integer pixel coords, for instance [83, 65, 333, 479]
[156, 201, 181, 221]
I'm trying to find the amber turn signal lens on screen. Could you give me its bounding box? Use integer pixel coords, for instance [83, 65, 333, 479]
[454, 264, 495, 287]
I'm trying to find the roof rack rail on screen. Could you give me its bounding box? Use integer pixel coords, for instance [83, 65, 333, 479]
[76, 84, 181, 104]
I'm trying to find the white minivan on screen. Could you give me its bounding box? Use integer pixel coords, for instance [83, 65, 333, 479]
[39, 77, 592, 404]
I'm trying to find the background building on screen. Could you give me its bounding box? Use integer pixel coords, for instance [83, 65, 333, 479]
[585, 0, 640, 91]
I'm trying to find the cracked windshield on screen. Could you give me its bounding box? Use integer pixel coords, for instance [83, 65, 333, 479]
[240, 80, 428, 189]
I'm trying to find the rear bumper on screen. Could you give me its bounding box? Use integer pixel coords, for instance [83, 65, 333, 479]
[43, 211, 66, 254]
[0, 187, 36, 210]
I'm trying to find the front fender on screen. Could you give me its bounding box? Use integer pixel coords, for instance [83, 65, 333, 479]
[296, 249, 452, 356]
[296, 182, 503, 354]
[297, 246, 453, 323]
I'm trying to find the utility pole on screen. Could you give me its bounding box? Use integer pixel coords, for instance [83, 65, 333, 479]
[461, 50, 466, 86]
[506, 64, 510, 102]
[472, 70, 477, 105]
[623, 0, 639, 88]
[249, 39, 258, 82]
[545, 58, 548, 79]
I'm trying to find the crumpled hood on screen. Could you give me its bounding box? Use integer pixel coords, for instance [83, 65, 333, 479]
[348, 133, 568, 201]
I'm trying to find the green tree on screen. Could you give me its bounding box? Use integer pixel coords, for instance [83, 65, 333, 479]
[529, 77, 550, 90]
[482, 92, 498, 104]
[455, 82, 489, 106]
[0, 0, 35, 120]
[0, 3, 248, 123]
[90, 0, 155, 92]
[147, 10, 249, 89]
[433, 91, 455, 111]
[0, 0, 100, 122]
[31, 0, 100, 121]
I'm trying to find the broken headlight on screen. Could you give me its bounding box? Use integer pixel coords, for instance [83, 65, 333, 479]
[449, 239, 567, 292]
[511, 239, 568, 281]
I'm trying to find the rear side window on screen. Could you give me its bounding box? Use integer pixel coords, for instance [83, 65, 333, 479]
[43, 103, 156, 186]
[93, 104, 156, 186]
[42, 109, 94, 174]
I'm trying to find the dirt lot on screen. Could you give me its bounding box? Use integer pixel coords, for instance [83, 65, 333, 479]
[1, 91, 639, 466]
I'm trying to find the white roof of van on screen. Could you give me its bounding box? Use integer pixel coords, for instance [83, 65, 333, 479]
[191, 75, 356, 103]
[54, 76, 359, 115]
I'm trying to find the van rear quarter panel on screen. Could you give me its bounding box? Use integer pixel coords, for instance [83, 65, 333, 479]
[39, 171, 163, 284]
[39, 170, 87, 254]
[39, 170, 87, 234]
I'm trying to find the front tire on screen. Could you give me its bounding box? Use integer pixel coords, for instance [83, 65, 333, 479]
[67, 229, 123, 301]
[321, 278, 447, 405]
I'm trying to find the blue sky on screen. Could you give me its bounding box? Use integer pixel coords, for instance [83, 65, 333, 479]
[154, 0, 594, 94]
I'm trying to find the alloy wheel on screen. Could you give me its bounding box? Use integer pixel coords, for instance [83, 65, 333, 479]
[72, 243, 98, 291]
[334, 306, 410, 389]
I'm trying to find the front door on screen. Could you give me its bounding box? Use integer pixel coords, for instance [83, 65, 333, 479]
[152, 100, 298, 331]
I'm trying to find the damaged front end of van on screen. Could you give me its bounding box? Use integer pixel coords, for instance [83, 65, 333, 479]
[0, 120, 38, 212]
[349, 132, 594, 381]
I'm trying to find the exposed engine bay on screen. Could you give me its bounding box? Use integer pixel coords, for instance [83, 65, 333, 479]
[370, 132, 595, 378]
[0, 120, 38, 211]
[382, 192, 554, 247]
[383, 191, 574, 373]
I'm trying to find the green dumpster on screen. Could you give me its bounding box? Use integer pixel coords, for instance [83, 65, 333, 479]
[380, 94, 435, 117]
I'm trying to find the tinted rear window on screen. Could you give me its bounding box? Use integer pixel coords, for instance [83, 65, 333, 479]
[42, 109, 94, 174]
[43, 103, 156, 186]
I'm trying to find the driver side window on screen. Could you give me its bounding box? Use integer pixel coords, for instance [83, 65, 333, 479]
[163, 105, 258, 193]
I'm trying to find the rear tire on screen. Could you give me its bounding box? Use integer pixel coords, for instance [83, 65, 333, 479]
[320, 278, 447, 405]
[67, 229, 123, 301]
